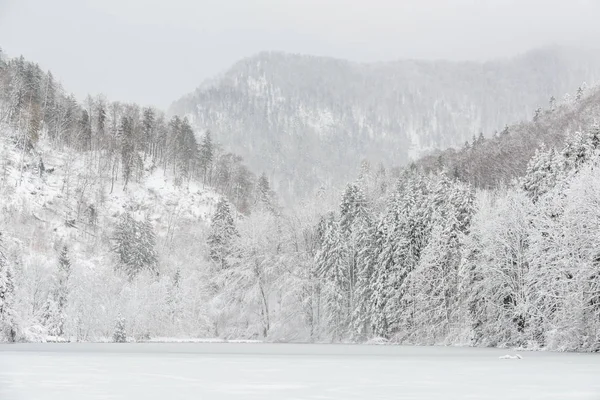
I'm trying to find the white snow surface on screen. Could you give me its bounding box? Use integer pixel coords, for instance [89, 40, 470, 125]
[1, 343, 599, 400]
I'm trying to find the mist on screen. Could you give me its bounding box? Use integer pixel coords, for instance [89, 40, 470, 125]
[1, 0, 599, 108]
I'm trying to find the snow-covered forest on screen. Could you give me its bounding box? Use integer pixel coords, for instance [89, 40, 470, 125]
[1, 48, 600, 352]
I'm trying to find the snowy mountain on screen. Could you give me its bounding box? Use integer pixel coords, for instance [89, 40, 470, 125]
[171, 46, 600, 200]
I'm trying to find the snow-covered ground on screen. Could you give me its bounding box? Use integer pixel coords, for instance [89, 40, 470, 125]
[1, 344, 599, 399]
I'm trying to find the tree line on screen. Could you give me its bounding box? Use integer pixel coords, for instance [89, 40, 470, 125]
[0, 49, 260, 212]
[203, 126, 600, 350]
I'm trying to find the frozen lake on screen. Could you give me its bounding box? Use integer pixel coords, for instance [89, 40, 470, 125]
[1, 343, 599, 399]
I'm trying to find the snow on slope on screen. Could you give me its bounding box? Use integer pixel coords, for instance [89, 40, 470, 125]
[1, 132, 219, 244]
[0, 127, 222, 342]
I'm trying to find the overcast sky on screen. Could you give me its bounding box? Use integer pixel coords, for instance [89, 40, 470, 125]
[1, 0, 599, 109]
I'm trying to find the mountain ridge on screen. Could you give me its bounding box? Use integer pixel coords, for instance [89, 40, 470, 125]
[170, 46, 600, 200]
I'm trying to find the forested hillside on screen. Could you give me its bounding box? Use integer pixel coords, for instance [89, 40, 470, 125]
[417, 84, 600, 188]
[0, 49, 274, 341]
[1, 48, 600, 351]
[171, 46, 600, 200]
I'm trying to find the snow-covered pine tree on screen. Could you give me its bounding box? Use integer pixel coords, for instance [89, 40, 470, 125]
[141, 107, 155, 159]
[315, 214, 349, 341]
[113, 213, 158, 279]
[356, 160, 372, 200]
[351, 215, 377, 340]
[255, 173, 275, 212]
[207, 198, 239, 270]
[113, 314, 127, 343]
[177, 117, 198, 184]
[198, 130, 214, 186]
[80, 109, 92, 151]
[370, 192, 402, 338]
[521, 147, 563, 202]
[576, 85, 585, 102]
[338, 183, 371, 336]
[40, 296, 62, 337]
[561, 126, 600, 172]
[96, 97, 107, 138]
[167, 268, 182, 326]
[55, 245, 71, 336]
[0, 233, 17, 342]
[376, 172, 432, 339]
[119, 115, 140, 188]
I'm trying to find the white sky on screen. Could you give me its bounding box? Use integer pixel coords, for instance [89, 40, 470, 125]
[1, 0, 599, 108]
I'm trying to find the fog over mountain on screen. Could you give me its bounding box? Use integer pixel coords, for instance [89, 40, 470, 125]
[2, 0, 600, 108]
[171, 46, 600, 199]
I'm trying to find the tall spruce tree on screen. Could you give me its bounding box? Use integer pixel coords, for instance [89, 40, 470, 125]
[0, 233, 16, 342]
[113, 213, 158, 279]
[315, 215, 349, 341]
[141, 107, 155, 159]
[207, 198, 239, 270]
[113, 314, 127, 343]
[80, 109, 92, 151]
[55, 245, 71, 336]
[120, 116, 136, 187]
[199, 131, 214, 186]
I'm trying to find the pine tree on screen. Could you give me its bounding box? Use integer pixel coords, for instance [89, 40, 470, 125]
[80, 109, 92, 151]
[255, 173, 275, 212]
[521, 147, 563, 202]
[0, 233, 17, 342]
[43, 71, 57, 138]
[54, 245, 71, 336]
[113, 314, 127, 343]
[120, 116, 136, 187]
[96, 98, 106, 137]
[40, 296, 62, 337]
[207, 198, 238, 270]
[357, 160, 372, 197]
[28, 101, 42, 144]
[168, 269, 182, 325]
[199, 130, 214, 186]
[177, 117, 198, 183]
[315, 216, 349, 341]
[562, 126, 600, 171]
[338, 183, 369, 332]
[167, 116, 182, 172]
[576, 86, 584, 102]
[113, 213, 158, 279]
[339, 183, 368, 234]
[370, 214, 398, 338]
[58, 246, 71, 276]
[374, 163, 387, 199]
[141, 107, 155, 158]
[352, 216, 377, 340]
